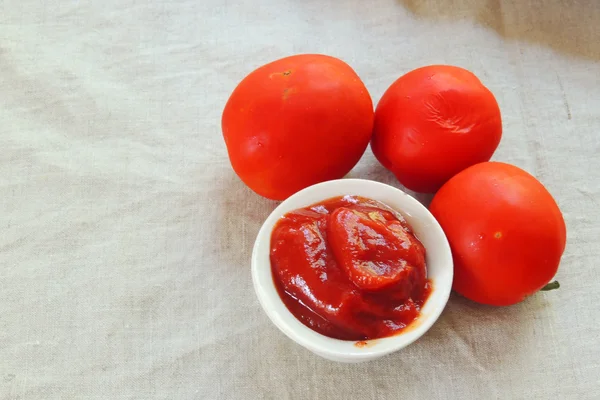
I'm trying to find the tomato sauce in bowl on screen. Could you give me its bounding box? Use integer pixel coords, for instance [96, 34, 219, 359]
[270, 195, 432, 341]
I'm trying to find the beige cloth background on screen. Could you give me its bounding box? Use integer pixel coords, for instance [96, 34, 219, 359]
[1, 0, 599, 399]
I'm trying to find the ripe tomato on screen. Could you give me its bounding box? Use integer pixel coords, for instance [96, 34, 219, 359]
[222, 54, 374, 200]
[429, 162, 566, 306]
[371, 65, 502, 193]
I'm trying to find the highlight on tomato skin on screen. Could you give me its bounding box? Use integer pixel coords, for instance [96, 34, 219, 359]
[371, 65, 503, 193]
[221, 54, 374, 201]
[429, 161, 566, 306]
[269, 195, 432, 341]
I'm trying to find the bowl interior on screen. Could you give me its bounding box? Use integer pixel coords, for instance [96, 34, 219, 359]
[251, 179, 453, 361]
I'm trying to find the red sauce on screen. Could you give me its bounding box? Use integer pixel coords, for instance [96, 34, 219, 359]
[270, 195, 432, 341]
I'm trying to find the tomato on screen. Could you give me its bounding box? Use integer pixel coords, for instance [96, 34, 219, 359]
[429, 162, 566, 306]
[222, 54, 374, 200]
[371, 65, 502, 193]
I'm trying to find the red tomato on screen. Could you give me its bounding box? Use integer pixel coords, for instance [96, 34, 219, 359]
[429, 162, 566, 306]
[371, 65, 502, 193]
[222, 54, 374, 200]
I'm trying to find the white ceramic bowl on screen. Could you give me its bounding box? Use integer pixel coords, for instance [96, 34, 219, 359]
[251, 179, 453, 363]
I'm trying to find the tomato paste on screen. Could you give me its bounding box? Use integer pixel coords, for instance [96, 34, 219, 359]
[270, 195, 431, 341]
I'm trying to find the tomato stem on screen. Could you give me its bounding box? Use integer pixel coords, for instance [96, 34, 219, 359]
[541, 281, 560, 291]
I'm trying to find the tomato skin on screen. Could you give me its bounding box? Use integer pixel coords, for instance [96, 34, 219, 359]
[222, 54, 374, 200]
[429, 162, 566, 306]
[371, 65, 502, 193]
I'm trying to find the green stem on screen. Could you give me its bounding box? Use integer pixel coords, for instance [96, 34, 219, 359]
[541, 281, 560, 291]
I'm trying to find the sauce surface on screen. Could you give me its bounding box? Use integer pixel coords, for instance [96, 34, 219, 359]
[270, 195, 432, 341]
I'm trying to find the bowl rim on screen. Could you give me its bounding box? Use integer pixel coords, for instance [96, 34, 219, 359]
[251, 178, 453, 361]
